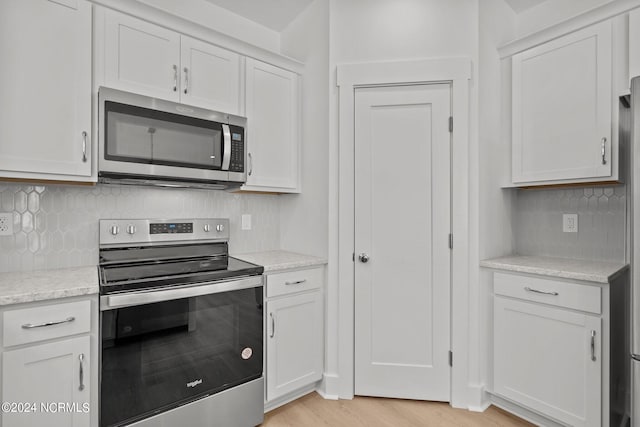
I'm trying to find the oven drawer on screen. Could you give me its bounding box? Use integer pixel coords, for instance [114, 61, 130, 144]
[494, 272, 601, 314]
[266, 267, 323, 298]
[3, 300, 91, 347]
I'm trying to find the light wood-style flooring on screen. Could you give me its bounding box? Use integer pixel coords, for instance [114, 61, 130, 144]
[263, 392, 534, 427]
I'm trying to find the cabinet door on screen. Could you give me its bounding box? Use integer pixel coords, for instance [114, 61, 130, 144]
[494, 297, 601, 427]
[2, 336, 90, 427]
[104, 10, 180, 101]
[0, 0, 92, 180]
[244, 58, 300, 192]
[512, 21, 612, 184]
[266, 291, 323, 401]
[630, 8, 640, 85]
[180, 36, 242, 114]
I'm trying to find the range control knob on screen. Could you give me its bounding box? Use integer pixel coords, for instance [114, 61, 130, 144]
[216, 224, 225, 232]
[203, 224, 211, 232]
[126, 225, 136, 235]
[110, 225, 120, 236]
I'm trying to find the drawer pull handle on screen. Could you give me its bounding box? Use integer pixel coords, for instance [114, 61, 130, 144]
[524, 287, 558, 296]
[590, 330, 597, 362]
[285, 279, 307, 286]
[78, 353, 85, 391]
[21, 316, 75, 329]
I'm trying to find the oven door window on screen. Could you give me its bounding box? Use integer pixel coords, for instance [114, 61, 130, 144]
[100, 286, 263, 427]
[104, 101, 223, 170]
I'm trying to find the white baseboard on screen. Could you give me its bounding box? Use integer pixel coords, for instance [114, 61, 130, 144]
[467, 384, 490, 412]
[316, 387, 339, 400]
[264, 384, 318, 413]
[488, 393, 567, 427]
[318, 373, 340, 400]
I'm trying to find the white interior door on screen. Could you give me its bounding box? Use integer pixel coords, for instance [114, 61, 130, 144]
[354, 83, 451, 401]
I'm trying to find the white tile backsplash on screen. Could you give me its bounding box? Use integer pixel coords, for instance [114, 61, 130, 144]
[0, 183, 280, 273]
[515, 186, 626, 262]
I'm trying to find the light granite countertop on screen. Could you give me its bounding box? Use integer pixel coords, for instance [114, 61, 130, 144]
[234, 250, 327, 272]
[480, 255, 628, 284]
[0, 266, 99, 306]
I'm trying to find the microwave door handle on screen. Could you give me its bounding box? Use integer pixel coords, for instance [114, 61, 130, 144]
[222, 124, 231, 171]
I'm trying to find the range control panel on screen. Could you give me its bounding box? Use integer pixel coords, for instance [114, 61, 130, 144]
[150, 222, 193, 234]
[99, 218, 229, 247]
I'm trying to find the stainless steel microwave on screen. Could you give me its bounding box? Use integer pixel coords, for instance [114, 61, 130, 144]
[98, 87, 247, 190]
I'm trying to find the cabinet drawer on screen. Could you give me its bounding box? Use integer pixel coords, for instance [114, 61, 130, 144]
[3, 300, 91, 347]
[266, 268, 323, 298]
[494, 272, 601, 314]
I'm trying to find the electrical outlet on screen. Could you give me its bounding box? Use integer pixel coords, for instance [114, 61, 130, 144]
[0, 213, 13, 236]
[563, 213, 578, 233]
[241, 214, 252, 230]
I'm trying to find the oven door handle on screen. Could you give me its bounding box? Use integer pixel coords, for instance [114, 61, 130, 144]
[100, 276, 263, 310]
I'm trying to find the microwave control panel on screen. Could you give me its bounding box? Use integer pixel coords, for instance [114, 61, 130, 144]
[229, 127, 244, 173]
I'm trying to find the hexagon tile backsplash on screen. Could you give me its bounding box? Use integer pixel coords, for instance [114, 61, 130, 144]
[515, 186, 627, 262]
[0, 183, 281, 273]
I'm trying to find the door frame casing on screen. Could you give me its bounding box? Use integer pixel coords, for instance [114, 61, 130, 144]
[334, 58, 472, 407]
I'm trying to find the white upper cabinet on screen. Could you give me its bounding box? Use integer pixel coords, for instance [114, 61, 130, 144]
[0, 0, 92, 181]
[630, 8, 640, 84]
[511, 21, 615, 186]
[243, 58, 300, 193]
[99, 9, 242, 115]
[180, 36, 243, 114]
[104, 10, 181, 102]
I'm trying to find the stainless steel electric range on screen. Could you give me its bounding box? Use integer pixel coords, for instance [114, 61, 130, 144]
[98, 218, 264, 427]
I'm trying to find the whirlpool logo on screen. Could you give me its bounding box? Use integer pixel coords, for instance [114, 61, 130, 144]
[186, 379, 203, 388]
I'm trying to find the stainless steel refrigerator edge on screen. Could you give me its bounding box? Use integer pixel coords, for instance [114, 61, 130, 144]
[631, 75, 640, 427]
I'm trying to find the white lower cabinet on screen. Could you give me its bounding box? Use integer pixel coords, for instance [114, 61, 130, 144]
[2, 336, 90, 427]
[0, 297, 97, 427]
[492, 272, 607, 427]
[494, 297, 601, 427]
[264, 267, 324, 405]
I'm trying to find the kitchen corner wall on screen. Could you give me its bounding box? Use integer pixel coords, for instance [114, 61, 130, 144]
[514, 185, 627, 262]
[0, 183, 280, 273]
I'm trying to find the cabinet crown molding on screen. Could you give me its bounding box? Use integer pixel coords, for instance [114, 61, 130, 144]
[498, 0, 640, 58]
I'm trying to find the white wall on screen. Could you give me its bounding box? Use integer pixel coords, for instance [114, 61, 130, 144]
[477, 0, 517, 402]
[515, 0, 614, 37]
[331, 0, 478, 63]
[134, 0, 281, 52]
[327, 0, 481, 405]
[279, 0, 330, 259]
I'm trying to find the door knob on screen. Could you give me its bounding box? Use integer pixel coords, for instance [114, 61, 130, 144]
[358, 253, 370, 263]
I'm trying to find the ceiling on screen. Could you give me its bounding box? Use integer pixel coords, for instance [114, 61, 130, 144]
[203, 0, 548, 33]
[503, 0, 548, 13]
[203, 0, 314, 32]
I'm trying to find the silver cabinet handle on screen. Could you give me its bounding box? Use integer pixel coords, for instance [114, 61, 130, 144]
[22, 316, 75, 329]
[81, 131, 88, 163]
[524, 286, 558, 296]
[173, 65, 178, 92]
[590, 330, 597, 361]
[78, 353, 85, 391]
[359, 253, 370, 263]
[269, 313, 275, 338]
[248, 153, 253, 176]
[183, 67, 189, 94]
[285, 279, 306, 286]
[601, 137, 607, 165]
